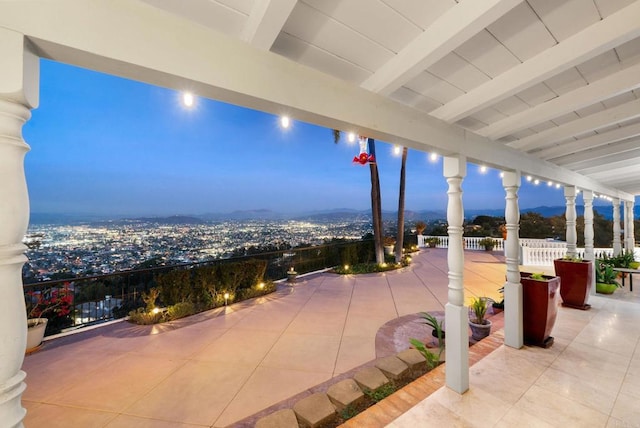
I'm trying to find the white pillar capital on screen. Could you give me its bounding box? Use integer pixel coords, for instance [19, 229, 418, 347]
[564, 185, 577, 198]
[443, 155, 467, 178]
[0, 28, 39, 108]
[0, 28, 39, 428]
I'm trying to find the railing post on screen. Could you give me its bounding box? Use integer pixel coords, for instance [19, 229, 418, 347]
[613, 198, 622, 256]
[583, 190, 596, 297]
[0, 28, 39, 428]
[564, 186, 578, 257]
[443, 155, 468, 394]
[502, 171, 523, 349]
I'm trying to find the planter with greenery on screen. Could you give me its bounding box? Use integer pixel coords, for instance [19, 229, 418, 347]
[478, 237, 497, 251]
[520, 272, 560, 348]
[25, 283, 74, 351]
[595, 259, 620, 294]
[491, 287, 504, 314]
[424, 237, 439, 248]
[553, 256, 593, 310]
[468, 297, 491, 341]
[415, 221, 426, 236]
[383, 236, 395, 255]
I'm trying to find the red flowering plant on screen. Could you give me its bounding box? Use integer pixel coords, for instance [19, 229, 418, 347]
[26, 282, 74, 328]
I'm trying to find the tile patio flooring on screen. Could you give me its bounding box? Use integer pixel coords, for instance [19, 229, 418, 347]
[21, 249, 640, 427]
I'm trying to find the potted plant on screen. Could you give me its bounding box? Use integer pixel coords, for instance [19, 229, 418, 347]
[25, 283, 74, 352]
[491, 287, 504, 314]
[468, 297, 491, 341]
[415, 221, 426, 236]
[595, 259, 620, 294]
[383, 236, 395, 255]
[520, 272, 560, 348]
[478, 237, 497, 251]
[553, 256, 593, 310]
[425, 237, 439, 248]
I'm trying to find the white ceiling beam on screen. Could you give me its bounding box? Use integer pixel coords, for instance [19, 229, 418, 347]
[0, 0, 634, 200]
[477, 63, 640, 139]
[430, 1, 640, 124]
[508, 98, 640, 151]
[360, 0, 522, 96]
[555, 138, 640, 168]
[581, 158, 640, 176]
[241, 0, 297, 50]
[538, 122, 640, 160]
[587, 164, 640, 181]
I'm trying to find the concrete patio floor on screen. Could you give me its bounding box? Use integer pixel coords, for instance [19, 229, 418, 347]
[21, 249, 640, 427]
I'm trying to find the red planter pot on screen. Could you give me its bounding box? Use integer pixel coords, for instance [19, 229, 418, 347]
[553, 259, 593, 310]
[521, 272, 560, 348]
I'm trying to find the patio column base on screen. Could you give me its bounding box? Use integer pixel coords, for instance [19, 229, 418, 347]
[504, 281, 523, 348]
[445, 302, 469, 394]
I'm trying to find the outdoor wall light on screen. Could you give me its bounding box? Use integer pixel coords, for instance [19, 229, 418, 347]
[548, 180, 553, 186]
[429, 152, 438, 162]
[393, 145, 401, 155]
[526, 175, 532, 181]
[499, 172, 504, 178]
[479, 165, 487, 173]
[280, 116, 290, 129]
[181, 91, 194, 108]
[347, 132, 356, 143]
[556, 183, 561, 189]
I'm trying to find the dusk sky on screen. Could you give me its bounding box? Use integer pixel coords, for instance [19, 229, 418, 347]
[23, 59, 588, 217]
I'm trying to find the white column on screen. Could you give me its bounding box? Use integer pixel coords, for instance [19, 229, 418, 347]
[583, 190, 596, 297]
[625, 200, 635, 252]
[502, 171, 522, 349]
[0, 29, 39, 428]
[564, 186, 577, 257]
[613, 198, 622, 256]
[443, 155, 469, 394]
[624, 201, 630, 250]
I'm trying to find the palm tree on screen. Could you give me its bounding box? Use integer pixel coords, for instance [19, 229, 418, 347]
[333, 131, 384, 263]
[395, 146, 408, 263]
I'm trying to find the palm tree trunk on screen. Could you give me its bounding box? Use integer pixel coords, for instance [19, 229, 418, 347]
[368, 138, 384, 264]
[395, 147, 408, 263]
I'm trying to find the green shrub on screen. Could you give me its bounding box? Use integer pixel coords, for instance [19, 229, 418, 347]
[166, 302, 196, 320]
[155, 269, 191, 306]
[128, 308, 164, 325]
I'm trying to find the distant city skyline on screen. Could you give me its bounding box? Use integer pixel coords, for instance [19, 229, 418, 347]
[23, 60, 610, 217]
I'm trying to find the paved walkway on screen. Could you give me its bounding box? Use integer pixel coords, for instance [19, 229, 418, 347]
[389, 294, 640, 427]
[25, 249, 640, 427]
[22, 249, 505, 427]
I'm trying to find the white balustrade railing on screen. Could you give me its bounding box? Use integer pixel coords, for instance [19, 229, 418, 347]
[418, 234, 635, 267]
[419, 235, 504, 251]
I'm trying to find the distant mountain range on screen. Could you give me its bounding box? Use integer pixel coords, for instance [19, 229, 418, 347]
[29, 204, 637, 225]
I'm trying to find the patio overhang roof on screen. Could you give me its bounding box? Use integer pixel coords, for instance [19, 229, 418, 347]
[0, 0, 638, 201]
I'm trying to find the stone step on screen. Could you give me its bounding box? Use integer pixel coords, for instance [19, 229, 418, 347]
[293, 392, 336, 428]
[353, 366, 390, 392]
[255, 408, 299, 428]
[326, 378, 364, 411]
[396, 348, 427, 373]
[375, 355, 409, 380]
